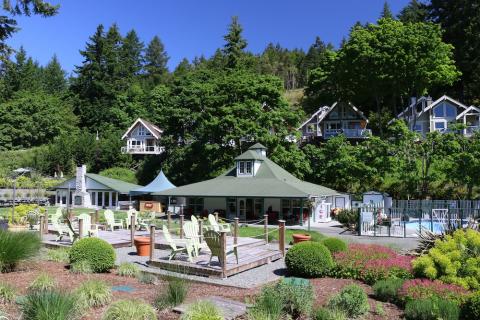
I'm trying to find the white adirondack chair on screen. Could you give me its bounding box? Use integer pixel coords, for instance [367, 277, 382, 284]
[51, 212, 74, 242]
[162, 225, 194, 262]
[184, 221, 208, 257]
[104, 210, 123, 231]
[125, 208, 137, 229]
[208, 213, 231, 233]
[77, 213, 99, 237]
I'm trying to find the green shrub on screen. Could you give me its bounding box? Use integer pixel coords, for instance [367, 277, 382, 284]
[102, 299, 156, 320]
[9, 204, 45, 225]
[321, 238, 347, 253]
[45, 248, 70, 263]
[137, 272, 157, 284]
[75, 280, 112, 309]
[28, 273, 56, 293]
[285, 241, 333, 278]
[336, 209, 358, 230]
[328, 284, 369, 318]
[21, 290, 79, 320]
[181, 301, 223, 320]
[70, 260, 93, 274]
[412, 228, 480, 289]
[117, 262, 140, 277]
[313, 307, 347, 320]
[404, 297, 460, 320]
[0, 282, 15, 303]
[0, 230, 40, 272]
[249, 280, 315, 319]
[99, 167, 138, 184]
[69, 237, 115, 273]
[461, 291, 480, 319]
[155, 278, 188, 309]
[372, 278, 404, 303]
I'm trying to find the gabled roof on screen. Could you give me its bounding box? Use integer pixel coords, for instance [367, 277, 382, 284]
[456, 105, 480, 120]
[298, 101, 368, 130]
[153, 148, 339, 198]
[130, 170, 175, 195]
[52, 173, 142, 194]
[249, 142, 267, 150]
[121, 118, 163, 140]
[422, 95, 468, 115]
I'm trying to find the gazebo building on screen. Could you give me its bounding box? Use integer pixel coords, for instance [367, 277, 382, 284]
[154, 143, 339, 225]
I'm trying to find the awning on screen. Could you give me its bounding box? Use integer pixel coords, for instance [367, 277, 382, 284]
[130, 170, 175, 196]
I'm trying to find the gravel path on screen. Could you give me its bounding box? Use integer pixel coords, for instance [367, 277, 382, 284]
[115, 246, 286, 289]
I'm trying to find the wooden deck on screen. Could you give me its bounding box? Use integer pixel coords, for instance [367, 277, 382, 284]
[149, 243, 282, 278]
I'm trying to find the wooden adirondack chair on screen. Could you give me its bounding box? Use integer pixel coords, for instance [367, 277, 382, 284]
[183, 221, 208, 257]
[77, 213, 99, 237]
[48, 207, 63, 224]
[104, 210, 123, 231]
[162, 225, 194, 262]
[51, 211, 74, 242]
[138, 211, 156, 230]
[208, 213, 231, 233]
[204, 230, 238, 266]
[125, 208, 137, 229]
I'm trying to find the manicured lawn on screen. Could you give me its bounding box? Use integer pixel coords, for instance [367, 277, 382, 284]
[237, 226, 325, 244]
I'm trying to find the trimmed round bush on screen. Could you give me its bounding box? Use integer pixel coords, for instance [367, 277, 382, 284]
[69, 238, 115, 273]
[372, 278, 405, 303]
[321, 238, 347, 253]
[328, 284, 369, 318]
[285, 241, 334, 278]
[405, 296, 460, 320]
[461, 291, 480, 319]
[102, 299, 156, 320]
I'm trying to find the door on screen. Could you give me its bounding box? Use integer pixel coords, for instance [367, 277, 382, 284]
[238, 198, 254, 221]
[238, 199, 246, 220]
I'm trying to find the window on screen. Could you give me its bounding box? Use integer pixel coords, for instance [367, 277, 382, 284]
[91, 192, 96, 206]
[433, 103, 457, 118]
[413, 123, 423, 133]
[326, 122, 341, 130]
[445, 104, 456, 117]
[434, 122, 446, 131]
[104, 192, 110, 207]
[239, 161, 245, 174]
[433, 105, 444, 117]
[187, 198, 204, 214]
[97, 192, 103, 207]
[111, 192, 117, 207]
[246, 161, 252, 174]
[138, 126, 146, 136]
[281, 199, 291, 219]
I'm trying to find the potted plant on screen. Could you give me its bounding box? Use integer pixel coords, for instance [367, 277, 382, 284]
[292, 233, 311, 243]
[134, 236, 151, 256]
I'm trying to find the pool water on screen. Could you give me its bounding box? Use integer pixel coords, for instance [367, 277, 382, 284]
[404, 220, 467, 233]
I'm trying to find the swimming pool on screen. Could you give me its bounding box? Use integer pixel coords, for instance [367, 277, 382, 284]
[404, 220, 467, 233]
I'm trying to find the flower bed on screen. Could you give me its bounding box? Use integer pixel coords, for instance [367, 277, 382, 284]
[332, 244, 413, 284]
[398, 279, 470, 305]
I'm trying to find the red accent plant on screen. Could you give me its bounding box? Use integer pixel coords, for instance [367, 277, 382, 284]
[398, 278, 470, 304]
[333, 244, 414, 284]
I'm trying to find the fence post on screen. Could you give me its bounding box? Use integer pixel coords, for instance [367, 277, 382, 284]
[358, 207, 362, 236]
[215, 212, 219, 222]
[373, 208, 377, 237]
[39, 216, 44, 240]
[460, 208, 464, 229]
[220, 231, 227, 278]
[279, 220, 285, 257]
[199, 219, 203, 243]
[387, 208, 391, 237]
[167, 211, 172, 230]
[130, 213, 135, 247]
[179, 214, 184, 239]
[234, 217, 239, 245]
[78, 218, 84, 239]
[418, 209, 422, 236]
[95, 209, 99, 225]
[430, 207, 434, 232]
[264, 214, 268, 244]
[149, 225, 155, 261]
[44, 211, 48, 234]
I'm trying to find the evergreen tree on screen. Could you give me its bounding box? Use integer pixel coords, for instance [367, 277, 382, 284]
[120, 29, 144, 78]
[223, 16, 247, 68]
[144, 35, 169, 86]
[380, 1, 394, 19]
[42, 54, 67, 93]
[300, 36, 332, 85]
[173, 58, 191, 78]
[398, 0, 428, 23]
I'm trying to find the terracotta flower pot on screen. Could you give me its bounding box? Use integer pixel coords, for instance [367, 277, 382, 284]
[292, 233, 311, 244]
[134, 236, 151, 256]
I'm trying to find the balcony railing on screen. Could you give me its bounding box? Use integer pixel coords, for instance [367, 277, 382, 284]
[324, 128, 371, 139]
[121, 145, 164, 154]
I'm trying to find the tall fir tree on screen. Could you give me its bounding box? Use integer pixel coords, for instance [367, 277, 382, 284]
[223, 16, 247, 69]
[42, 54, 67, 93]
[120, 29, 144, 78]
[398, 0, 428, 23]
[380, 1, 394, 19]
[144, 35, 169, 86]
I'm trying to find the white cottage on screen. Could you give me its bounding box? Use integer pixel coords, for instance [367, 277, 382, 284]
[52, 165, 142, 209]
[121, 118, 164, 155]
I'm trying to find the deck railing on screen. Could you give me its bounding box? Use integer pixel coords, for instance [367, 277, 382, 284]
[121, 145, 164, 154]
[324, 128, 371, 139]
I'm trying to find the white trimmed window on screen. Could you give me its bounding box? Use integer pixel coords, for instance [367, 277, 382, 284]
[238, 161, 253, 176]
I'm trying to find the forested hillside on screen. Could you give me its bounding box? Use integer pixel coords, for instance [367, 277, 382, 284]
[1, 1, 480, 199]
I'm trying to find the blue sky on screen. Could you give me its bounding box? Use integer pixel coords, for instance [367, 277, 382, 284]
[7, 0, 410, 75]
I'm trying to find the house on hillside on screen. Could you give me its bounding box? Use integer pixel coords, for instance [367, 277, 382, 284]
[298, 101, 371, 141]
[153, 143, 340, 225]
[52, 165, 142, 210]
[395, 95, 480, 137]
[121, 118, 164, 155]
